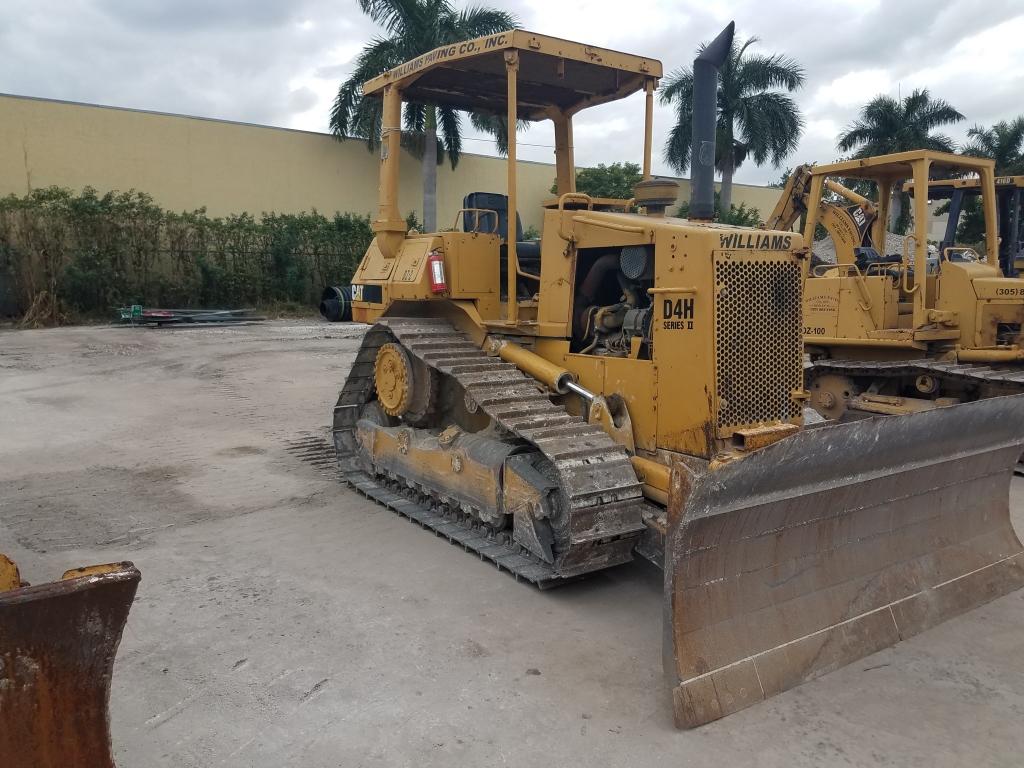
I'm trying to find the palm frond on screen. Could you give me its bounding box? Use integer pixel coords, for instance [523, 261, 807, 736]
[663, 95, 694, 173]
[836, 89, 964, 157]
[438, 106, 462, 168]
[659, 29, 804, 175]
[329, 35, 404, 143]
[736, 52, 805, 94]
[658, 68, 692, 105]
[469, 112, 528, 156]
[736, 91, 803, 165]
[358, 0, 434, 36]
[451, 6, 518, 37]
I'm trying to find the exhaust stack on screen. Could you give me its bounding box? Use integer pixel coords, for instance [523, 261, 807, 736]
[688, 22, 734, 221]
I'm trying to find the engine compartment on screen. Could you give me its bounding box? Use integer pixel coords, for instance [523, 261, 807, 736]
[572, 245, 655, 358]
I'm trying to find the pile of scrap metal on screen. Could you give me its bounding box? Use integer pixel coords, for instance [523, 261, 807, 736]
[118, 305, 265, 326]
[318, 285, 353, 322]
[0, 554, 140, 768]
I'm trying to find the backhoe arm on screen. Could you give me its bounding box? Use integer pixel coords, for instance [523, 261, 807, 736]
[769, 165, 880, 267]
[765, 164, 814, 231]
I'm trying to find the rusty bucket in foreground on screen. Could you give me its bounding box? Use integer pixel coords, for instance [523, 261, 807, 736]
[665, 395, 1024, 728]
[0, 558, 140, 768]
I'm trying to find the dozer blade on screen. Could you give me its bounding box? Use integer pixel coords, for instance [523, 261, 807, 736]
[0, 560, 140, 768]
[664, 396, 1024, 728]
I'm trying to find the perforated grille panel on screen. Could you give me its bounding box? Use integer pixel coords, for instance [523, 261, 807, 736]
[714, 257, 803, 431]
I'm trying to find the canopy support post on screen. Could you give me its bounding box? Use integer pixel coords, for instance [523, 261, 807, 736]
[643, 78, 654, 180]
[505, 50, 520, 325]
[373, 84, 406, 259]
[553, 113, 575, 195]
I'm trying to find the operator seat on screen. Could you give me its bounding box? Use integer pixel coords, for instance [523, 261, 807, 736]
[462, 192, 541, 299]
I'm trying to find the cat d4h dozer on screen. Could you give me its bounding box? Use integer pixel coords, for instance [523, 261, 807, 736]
[332, 23, 1024, 727]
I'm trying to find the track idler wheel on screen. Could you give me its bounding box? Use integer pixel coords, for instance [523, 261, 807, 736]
[374, 343, 413, 417]
[373, 342, 435, 422]
[807, 373, 857, 420]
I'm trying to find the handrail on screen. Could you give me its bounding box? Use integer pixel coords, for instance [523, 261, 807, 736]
[557, 193, 594, 242]
[851, 263, 873, 312]
[902, 235, 920, 294]
[453, 207, 500, 235]
[512, 251, 540, 282]
[557, 192, 594, 211]
[572, 215, 647, 234]
[648, 286, 697, 295]
[864, 262, 901, 276]
[941, 245, 981, 262]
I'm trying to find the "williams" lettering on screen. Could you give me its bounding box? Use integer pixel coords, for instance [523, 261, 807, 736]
[718, 233, 793, 250]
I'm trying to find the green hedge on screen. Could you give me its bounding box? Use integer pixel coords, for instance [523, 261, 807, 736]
[0, 186, 398, 324]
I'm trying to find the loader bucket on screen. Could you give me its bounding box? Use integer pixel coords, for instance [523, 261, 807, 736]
[664, 396, 1024, 728]
[0, 561, 140, 768]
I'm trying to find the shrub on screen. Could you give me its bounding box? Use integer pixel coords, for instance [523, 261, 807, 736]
[675, 191, 762, 227]
[0, 187, 379, 324]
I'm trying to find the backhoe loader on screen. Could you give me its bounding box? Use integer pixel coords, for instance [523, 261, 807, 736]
[333, 24, 1024, 727]
[0, 553, 139, 768]
[768, 156, 1024, 420]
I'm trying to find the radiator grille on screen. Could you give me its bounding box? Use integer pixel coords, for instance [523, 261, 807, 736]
[714, 257, 803, 431]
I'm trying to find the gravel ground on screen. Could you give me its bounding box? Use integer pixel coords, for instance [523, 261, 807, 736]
[1, 319, 1023, 768]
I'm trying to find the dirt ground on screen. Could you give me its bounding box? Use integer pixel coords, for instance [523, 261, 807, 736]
[2, 319, 1023, 767]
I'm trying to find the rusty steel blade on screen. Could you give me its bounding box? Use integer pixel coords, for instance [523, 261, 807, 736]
[664, 395, 1024, 728]
[0, 562, 140, 768]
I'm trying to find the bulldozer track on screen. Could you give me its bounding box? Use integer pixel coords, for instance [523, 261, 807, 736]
[331, 318, 646, 587]
[810, 357, 1024, 390]
[810, 357, 1024, 474]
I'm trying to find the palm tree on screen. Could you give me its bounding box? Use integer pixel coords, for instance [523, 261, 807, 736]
[468, 114, 529, 156]
[837, 89, 964, 230]
[659, 34, 804, 213]
[330, 0, 517, 232]
[963, 117, 1024, 174]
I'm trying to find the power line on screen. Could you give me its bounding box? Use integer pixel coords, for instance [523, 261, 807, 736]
[402, 128, 555, 149]
[461, 135, 556, 149]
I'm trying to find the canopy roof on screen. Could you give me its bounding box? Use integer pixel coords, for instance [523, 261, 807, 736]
[362, 30, 662, 120]
[811, 150, 995, 181]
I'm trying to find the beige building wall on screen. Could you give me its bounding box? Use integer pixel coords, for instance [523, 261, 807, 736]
[0, 93, 781, 232]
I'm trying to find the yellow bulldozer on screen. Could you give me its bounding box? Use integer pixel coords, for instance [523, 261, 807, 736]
[334, 24, 1024, 727]
[0, 554, 139, 768]
[767, 154, 1024, 420]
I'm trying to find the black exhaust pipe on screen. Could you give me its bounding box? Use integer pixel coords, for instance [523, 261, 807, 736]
[689, 21, 735, 221]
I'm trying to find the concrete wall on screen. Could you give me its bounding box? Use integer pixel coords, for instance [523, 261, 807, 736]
[0, 93, 781, 231]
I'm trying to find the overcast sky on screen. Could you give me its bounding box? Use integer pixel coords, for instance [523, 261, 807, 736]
[3, 0, 1023, 185]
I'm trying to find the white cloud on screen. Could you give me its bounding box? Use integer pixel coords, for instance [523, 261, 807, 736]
[812, 70, 891, 110]
[1, 0, 1022, 185]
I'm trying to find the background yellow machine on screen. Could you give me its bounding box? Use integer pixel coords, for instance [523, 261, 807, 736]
[911, 173, 1024, 277]
[332, 25, 1024, 727]
[768, 154, 1024, 419]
